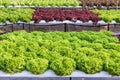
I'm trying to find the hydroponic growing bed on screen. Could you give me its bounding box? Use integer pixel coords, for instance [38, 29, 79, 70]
[0, 8, 120, 24]
[0, 0, 120, 9]
[0, 30, 120, 76]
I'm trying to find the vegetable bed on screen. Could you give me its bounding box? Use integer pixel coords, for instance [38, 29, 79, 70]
[0, 8, 120, 24]
[0, 0, 120, 8]
[0, 30, 120, 76]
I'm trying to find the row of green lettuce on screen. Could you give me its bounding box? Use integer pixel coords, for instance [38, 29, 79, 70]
[0, 8, 34, 23]
[93, 9, 120, 23]
[0, 30, 120, 76]
[0, 0, 80, 7]
[0, 8, 120, 23]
